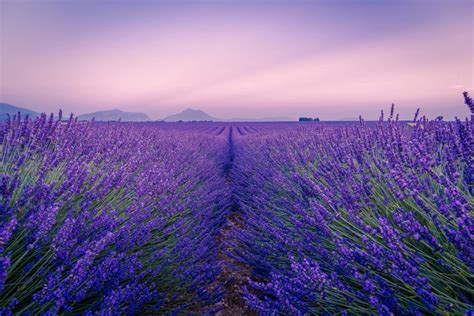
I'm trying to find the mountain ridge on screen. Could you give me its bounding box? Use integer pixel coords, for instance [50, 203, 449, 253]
[0, 103, 40, 121]
[1, 102, 297, 122]
[163, 108, 219, 121]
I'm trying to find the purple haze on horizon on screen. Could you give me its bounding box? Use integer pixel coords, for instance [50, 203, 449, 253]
[0, 0, 472, 120]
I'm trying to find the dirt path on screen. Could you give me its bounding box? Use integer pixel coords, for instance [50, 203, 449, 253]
[214, 126, 255, 315]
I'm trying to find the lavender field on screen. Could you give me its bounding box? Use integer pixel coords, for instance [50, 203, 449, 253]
[0, 97, 473, 315]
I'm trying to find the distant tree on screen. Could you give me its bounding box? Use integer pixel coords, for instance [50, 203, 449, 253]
[299, 117, 313, 122]
[314, 117, 320, 122]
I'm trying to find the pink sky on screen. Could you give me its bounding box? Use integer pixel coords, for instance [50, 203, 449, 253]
[0, 0, 473, 120]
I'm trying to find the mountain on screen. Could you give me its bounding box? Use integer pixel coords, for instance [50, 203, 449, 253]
[0, 103, 39, 121]
[77, 109, 152, 122]
[163, 108, 219, 122]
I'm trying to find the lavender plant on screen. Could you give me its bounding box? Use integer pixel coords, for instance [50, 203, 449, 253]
[0, 115, 229, 314]
[231, 102, 473, 314]
[0, 96, 472, 315]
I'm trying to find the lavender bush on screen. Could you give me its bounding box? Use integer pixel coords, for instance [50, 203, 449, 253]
[0, 114, 228, 314]
[0, 95, 472, 315]
[231, 102, 473, 314]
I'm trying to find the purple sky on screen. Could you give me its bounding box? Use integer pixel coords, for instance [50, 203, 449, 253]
[1, 0, 472, 120]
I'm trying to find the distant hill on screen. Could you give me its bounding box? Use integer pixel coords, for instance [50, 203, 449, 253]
[164, 108, 219, 122]
[78, 109, 152, 122]
[0, 103, 39, 121]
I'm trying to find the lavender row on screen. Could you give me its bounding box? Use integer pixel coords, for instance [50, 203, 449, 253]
[231, 103, 473, 314]
[0, 114, 229, 314]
